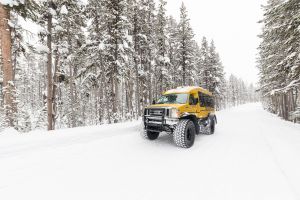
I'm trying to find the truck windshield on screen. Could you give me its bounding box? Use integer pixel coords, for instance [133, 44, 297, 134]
[156, 93, 188, 104]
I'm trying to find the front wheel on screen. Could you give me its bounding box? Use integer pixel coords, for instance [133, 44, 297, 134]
[173, 119, 196, 148]
[141, 129, 160, 140]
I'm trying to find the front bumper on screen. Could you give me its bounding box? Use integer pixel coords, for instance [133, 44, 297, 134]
[143, 107, 179, 133]
[143, 115, 179, 133]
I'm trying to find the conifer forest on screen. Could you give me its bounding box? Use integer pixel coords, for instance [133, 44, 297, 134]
[258, 0, 300, 123]
[0, 0, 299, 132]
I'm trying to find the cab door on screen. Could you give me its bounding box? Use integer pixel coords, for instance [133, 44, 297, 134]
[198, 92, 209, 118]
[186, 93, 198, 115]
[194, 92, 201, 117]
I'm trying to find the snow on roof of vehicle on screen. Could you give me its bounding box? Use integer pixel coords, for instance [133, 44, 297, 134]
[164, 86, 212, 95]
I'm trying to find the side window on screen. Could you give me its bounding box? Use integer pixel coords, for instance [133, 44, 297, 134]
[207, 96, 215, 108]
[208, 96, 212, 107]
[189, 94, 198, 105]
[199, 92, 205, 107]
[205, 95, 209, 107]
[199, 92, 214, 108]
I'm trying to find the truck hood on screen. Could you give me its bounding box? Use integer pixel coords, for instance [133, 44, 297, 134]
[146, 104, 186, 110]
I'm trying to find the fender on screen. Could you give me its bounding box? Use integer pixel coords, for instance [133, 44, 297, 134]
[179, 114, 200, 134]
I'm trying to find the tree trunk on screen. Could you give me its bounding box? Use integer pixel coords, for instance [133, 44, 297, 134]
[0, 4, 16, 127]
[148, 57, 153, 105]
[112, 30, 118, 123]
[283, 93, 289, 120]
[68, 66, 76, 127]
[135, 60, 140, 118]
[47, 14, 53, 130]
[182, 47, 186, 86]
[110, 72, 116, 123]
[105, 81, 111, 124]
[52, 47, 59, 128]
[133, 17, 140, 118]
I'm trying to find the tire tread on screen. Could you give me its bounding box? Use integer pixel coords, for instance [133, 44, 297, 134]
[173, 119, 191, 148]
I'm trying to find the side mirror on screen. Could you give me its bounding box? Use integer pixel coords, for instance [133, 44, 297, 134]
[152, 100, 156, 105]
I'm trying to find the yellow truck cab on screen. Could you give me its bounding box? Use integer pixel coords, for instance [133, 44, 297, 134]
[142, 86, 217, 148]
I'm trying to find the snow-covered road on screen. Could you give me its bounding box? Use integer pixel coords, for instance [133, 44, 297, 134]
[1, 103, 300, 200]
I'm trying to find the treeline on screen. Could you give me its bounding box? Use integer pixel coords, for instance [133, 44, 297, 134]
[0, 0, 257, 132]
[258, 0, 300, 122]
[225, 74, 258, 108]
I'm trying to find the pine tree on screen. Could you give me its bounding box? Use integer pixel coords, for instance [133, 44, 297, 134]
[167, 16, 179, 88]
[207, 40, 226, 109]
[193, 43, 202, 86]
[154, 0, 169, 97]
[131, 0, 142, 117]
[102, 0, 131, 123]
[142, 0, 156, 105]
[0, 0, 38, 128]
[177, 2, 194, 86]
[83, 0, 107, 124]
[127, 0, 157, 116]
[53, 1, 86, 128]
[37, 0, 59, 130]
[199, 36, 209, 89]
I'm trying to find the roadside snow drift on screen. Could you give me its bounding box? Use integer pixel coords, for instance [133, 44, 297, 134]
[0, 103, 300, 200]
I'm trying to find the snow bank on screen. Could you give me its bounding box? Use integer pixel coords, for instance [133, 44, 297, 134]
[0, 127, 19, 135]
[1, 104, 300, 200]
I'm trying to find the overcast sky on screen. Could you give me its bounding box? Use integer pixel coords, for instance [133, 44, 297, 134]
[164, 0, 265, 85]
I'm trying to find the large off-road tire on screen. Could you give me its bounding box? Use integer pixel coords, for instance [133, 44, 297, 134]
[141, 129, 160, 140]
[173, 119, 196, 148]
[203, 117, 215, 135]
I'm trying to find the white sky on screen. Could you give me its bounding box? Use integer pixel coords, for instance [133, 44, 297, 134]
[164, 0, 265, 85]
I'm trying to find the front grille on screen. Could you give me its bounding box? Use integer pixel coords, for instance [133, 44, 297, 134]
[143, 108, 173, 132]
[144, 108, 165, 124]
[149, 108, 164, 116]
[144, 108, 172, 118]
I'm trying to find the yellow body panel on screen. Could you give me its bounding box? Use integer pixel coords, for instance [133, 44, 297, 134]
[147, 86, 215, 119]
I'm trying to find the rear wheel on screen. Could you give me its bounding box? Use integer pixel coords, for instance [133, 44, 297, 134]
[203, 117, 215, 135]
[210, 119, 215, 134]
[173, 119, 196, 148]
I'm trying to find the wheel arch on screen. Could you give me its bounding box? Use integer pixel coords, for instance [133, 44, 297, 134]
[179, 114, 199, 134]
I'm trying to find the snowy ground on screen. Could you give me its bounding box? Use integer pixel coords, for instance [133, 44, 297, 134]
[1, 103, 300, 200]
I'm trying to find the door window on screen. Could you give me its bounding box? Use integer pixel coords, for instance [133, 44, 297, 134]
[199, 92, 214, 108]
[189, 94, 198, 105]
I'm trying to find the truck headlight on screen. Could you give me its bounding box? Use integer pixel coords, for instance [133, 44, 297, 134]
[170, 108, 180, 118]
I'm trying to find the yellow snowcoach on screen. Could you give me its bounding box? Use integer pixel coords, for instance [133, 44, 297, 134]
[142, 86, 217, 148]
